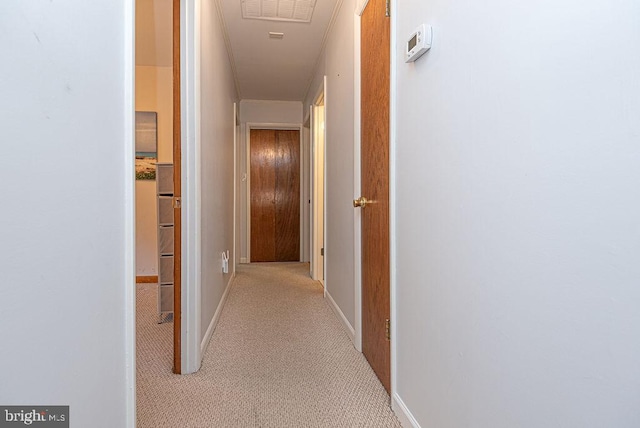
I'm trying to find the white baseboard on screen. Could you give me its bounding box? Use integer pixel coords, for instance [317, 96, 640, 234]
[200, 272, 236, 356]
[392, 393, 421, 428]
[325, 291, 355, 342]
[240, 257, 248, 264]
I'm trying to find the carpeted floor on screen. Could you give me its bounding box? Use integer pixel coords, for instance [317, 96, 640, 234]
[136, 263, 402, 427]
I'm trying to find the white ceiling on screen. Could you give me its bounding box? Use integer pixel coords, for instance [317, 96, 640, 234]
[219, 0, 341, 101]
[135, 0, 340, 101]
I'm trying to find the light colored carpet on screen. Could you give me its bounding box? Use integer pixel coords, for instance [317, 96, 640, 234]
[136, 263, 401, 427]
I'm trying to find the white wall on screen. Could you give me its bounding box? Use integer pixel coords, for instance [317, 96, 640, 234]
[0, 1, 134, 427]
[237, 99, 303, 263]
[135, 65, 173, 276]
[305, 0, 357, 333]
[199, 0, 238, 344]
[393, 0, 640, 427]
[239, 99, 303, 124]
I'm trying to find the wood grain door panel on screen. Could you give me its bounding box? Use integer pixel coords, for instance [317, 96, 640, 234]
[250, 129, 277, 262]
[250, 129, 300, 262]
[275, 130, 300, 261]
[361, 0, 391, 392]
[172, 0, 182, 374]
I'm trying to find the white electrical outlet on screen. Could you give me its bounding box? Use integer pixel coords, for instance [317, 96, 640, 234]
[221, 250, 230, 274]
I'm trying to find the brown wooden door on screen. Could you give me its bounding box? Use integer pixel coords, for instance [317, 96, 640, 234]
[360, 0, 391, 392]
[250, 129, 300, 262]
[172, 0, 182, 374]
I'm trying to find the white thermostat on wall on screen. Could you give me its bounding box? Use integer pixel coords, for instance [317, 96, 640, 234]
[405, 24, 432, 63]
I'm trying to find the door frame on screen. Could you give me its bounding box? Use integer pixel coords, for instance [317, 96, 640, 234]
[309, 79, 327, 286]
[180, 0, 203, 375]
[245, 123, 304, 263]
[389, 0, 399, 403]
[233, 102, 239, 274]
[301, 117, 311, 264]
[124, 0, 135, 424]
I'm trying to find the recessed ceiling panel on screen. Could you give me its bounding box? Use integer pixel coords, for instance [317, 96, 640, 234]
[262, 0, 277, 17]
[243, 0, 261, 17]
[293, 0, 313, 20]
[278, 0, 294, 19]
[241, 0, 316, 23]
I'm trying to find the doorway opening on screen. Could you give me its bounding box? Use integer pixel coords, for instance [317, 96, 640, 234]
[134, 0, 182, 377]
[310, 79, 326, 285]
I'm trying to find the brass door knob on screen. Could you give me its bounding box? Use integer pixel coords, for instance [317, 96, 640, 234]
[353, 196, 369, 208]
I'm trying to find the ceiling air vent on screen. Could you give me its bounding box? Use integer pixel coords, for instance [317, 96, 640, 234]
[242, 0, 316, 23]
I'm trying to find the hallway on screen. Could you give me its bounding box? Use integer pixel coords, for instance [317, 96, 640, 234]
[137, 264, 401, 427]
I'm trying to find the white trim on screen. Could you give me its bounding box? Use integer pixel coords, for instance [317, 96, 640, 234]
[326, 291, 356, 342]
[240, 257, 248, 263]
[124, 0, 136, 424]
[353, 11, 363, 353]
[245, 122, 304, 263]
[308, 104, 313, 275]
[392, 393, 421, 428]
[299, 131, 304, 261]
[355, 0, 369, 16]
[200, 272, 236, 355]
[233, 102, 237, 274]
[322, 75, 327, 294]
[181, 0, 203, 375]
[245, 124, 250, 262]
[389, 0, 399, 404]
[301, 125, 311, 263]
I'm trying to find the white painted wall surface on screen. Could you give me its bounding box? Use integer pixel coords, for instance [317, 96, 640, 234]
[199, 0, 238, 343]
[306, 0, 357, 331]
[393, 0, 640, 426]
[237, 100, 303, 263]
[135, 65, 173, 276]
[0, 1, 134, 426]
[239, 99, 303, 124]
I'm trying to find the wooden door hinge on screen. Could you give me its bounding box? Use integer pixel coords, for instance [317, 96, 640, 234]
[385, 0, 390, 17]
[173, 197, 181, 208]
[385, 319, 391, 341]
